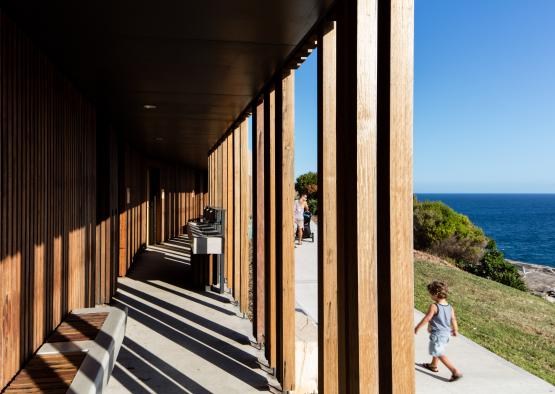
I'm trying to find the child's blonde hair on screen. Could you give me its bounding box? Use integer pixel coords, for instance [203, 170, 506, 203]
[427, 281, 449, 299]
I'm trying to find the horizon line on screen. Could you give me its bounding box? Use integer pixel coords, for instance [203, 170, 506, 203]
[415, 192, 555, 195]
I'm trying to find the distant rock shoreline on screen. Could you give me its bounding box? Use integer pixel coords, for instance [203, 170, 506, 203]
[506, 260, 555, 302]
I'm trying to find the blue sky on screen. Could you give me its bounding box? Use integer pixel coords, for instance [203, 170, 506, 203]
[293, 0, 555, 192]
[294, 51, 318, 178]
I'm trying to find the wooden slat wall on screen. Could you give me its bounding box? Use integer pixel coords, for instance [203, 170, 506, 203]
[118, 145, 147, 276]
[218, 142, 224, 208]
[96, 121, 119, 305]
[0, 11, 96, 388]
[160, 163, 202, 241]
[118, 147, 208, 277]
[208, 152, 212, 206]
[0, 10, 210, 390]
[207, 119, 251, 314]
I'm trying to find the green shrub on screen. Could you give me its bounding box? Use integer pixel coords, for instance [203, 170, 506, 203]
[413, 199, 487, 264]
[460, 243, 527, 291]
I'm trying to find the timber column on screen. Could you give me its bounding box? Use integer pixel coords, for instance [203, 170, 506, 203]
[333, 0, 415, 393]
[275, 71, 296, 391]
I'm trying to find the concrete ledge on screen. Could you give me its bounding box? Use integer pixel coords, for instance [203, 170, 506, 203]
[37, 306, 128, 394]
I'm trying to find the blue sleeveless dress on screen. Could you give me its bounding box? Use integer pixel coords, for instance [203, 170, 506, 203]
[428, 303, 452, 357]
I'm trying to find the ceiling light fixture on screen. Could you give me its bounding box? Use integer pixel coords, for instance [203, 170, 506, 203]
[155, 137, 164, 142]
[143, 104, 157, 110]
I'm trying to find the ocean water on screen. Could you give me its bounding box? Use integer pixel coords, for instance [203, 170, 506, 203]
[416, 194, 555, 268]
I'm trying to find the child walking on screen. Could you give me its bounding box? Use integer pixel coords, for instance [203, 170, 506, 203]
[414, 281, 463, 382]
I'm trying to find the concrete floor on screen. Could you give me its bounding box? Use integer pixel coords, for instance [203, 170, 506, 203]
[105, 236, 273, 394]
[295, 225, 318, 323]
[294, 224, 319, 393]
[414, 310, 554, 393]
[106, 229, 554, 393]
[294, 224, 555, 393]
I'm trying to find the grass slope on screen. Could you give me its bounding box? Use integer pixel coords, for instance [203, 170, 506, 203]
[415, 259, 555, 385]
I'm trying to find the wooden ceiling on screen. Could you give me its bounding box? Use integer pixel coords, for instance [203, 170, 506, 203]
[2, 0, 332, 168]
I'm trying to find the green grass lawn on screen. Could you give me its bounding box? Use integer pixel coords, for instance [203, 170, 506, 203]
[414, 259, 555, 385]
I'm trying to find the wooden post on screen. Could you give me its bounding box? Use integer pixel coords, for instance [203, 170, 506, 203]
[218, 142, 223, 207]
[264, 89, 277, 368]
[233, 128, 241, 302]
[211, 151, 215, 206]
[208, 152, 212, 206]
[226, 134, 234, 289]
[216, 145, 220, 208]
[253, 99, 265, 343]
[336, 0, 380, 391]
[317, 20, 339, 394]
[335, 0, 415, 392]
[240, 118, 249, 314]
[275, 71, 295, 391]
[376, 0, 415, 392]
[222, 138, 228, 283]
[214, 148, 218, 209]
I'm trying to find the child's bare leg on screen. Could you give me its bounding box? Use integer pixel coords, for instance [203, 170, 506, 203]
[430, 356, 439, 368]
[438, 355, 461, 376]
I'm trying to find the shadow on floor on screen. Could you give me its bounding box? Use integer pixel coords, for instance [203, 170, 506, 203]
[111, 337, 213, 393]
[109, 239, 269, 393]
[414, 364, 451, 383]
[143, 280, 235, 316]
[116, 283, 251, 346]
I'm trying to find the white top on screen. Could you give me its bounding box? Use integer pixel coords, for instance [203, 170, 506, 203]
[294, 200, 305, 220]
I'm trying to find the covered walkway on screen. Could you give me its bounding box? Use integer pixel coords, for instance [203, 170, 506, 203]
[1, 1, 416, 392]
[106, 236, 272, 393]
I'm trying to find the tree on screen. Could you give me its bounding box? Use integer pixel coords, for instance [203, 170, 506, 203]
[295, 171, 318, 214]
[295, 172, 317, 197]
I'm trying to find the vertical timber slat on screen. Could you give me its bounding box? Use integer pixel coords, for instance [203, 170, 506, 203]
[226, 135, 234, 289]
[233, 128, 241, 302]
[240, 119, 249, 314]
[276, 71, 295, 391]
[336, 0, 380, 391]
[318, 20, 339, 394]
[253, 100, 265, 344]
[264, 89, 277, 368]
[377, 0, 415, 392]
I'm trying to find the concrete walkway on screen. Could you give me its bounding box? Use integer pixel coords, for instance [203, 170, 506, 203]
[294, 224, 319, 393]
[414, 310, 554, 393]
[103, 229, 554, 393]
[295, 224, 554, 393]
[105, 236, 273, 394]
[295, 225, 318, 323]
